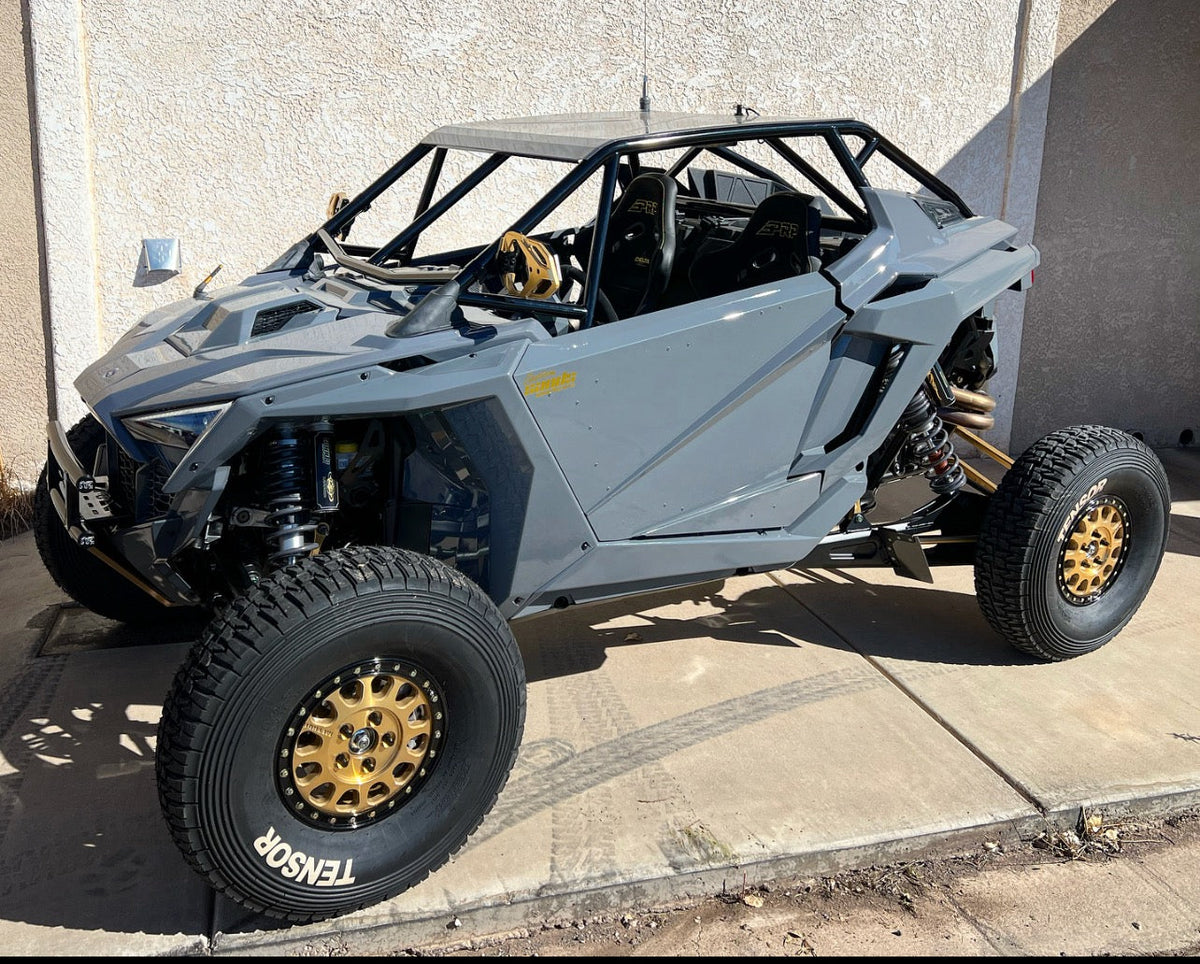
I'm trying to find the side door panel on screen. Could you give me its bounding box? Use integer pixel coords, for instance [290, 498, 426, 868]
[516, 274, 845, 541]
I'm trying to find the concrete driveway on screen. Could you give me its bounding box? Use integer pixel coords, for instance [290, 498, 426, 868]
[0, 448, 1196, 955]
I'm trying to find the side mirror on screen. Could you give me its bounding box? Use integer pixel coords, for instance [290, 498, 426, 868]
[133, 237, 181, 287]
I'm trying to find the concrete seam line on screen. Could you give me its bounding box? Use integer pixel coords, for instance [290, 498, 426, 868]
[766, 571, 1049, 815]
[943, 890, 1015, 955]
[205, 884, 217, 950]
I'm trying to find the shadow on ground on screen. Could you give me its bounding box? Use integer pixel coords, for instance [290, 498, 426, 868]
[0, 569, 1026, 937]
[517, 575, 1031, 685]
[1168, 515, 1200, 559]
[0, 619, 211, 935]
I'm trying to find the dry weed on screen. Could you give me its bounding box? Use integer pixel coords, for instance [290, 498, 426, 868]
[0, 448, 35, 542]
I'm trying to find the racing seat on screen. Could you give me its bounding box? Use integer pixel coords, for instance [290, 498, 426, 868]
[688, 191, 823, 299]
[591, 173, 678, 320]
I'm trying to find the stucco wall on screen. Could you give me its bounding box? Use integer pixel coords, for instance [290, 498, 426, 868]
[1012, 0, 1200, 451]
[0, 0, 49, 481]
[29, 0, 1060, 447]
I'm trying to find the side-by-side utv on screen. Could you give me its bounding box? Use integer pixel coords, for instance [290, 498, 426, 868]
[36, 110, 1170, 920]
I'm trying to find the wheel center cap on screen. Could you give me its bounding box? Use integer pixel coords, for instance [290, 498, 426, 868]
[349, 727, 377, 754]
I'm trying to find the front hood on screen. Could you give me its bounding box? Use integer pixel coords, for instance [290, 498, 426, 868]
[76, 271, 445, 425]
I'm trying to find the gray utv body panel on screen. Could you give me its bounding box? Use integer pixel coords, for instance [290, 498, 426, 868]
[57, 114, 1038, 618]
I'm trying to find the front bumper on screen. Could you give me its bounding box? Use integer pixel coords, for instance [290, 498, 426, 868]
[45, 419, 204, 606]
[45, 419, 112, 546]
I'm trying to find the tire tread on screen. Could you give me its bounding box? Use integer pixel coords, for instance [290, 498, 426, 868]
[975, 424, 1169, 660]
[156, 545, 525, 923]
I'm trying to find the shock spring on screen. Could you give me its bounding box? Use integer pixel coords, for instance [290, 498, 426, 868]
[262, 427, 319, 568]
[898, 387, 966, 496]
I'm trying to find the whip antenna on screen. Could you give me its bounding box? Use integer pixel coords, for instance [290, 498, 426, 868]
[638, 0, 651, 111]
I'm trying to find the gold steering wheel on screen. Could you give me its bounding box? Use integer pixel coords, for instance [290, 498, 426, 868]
[499, 231, 562, 300]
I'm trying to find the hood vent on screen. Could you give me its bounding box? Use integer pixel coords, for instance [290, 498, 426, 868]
[251, 300, 322, 337]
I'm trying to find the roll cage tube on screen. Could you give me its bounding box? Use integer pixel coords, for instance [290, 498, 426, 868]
[455, 153, 618, 323]
[315, 151, 509, 285]
[369, 152, 509, 266]
[763, 138, 867, 224]
[320, 142, 433, 241]
[396, 146, 448, 262]
[837, 124, 973, 216]
[450, 123, 972, 326]
[316, 120, 972, 326]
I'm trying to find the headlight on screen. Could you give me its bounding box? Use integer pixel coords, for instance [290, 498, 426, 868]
[123, 402, 230, 462]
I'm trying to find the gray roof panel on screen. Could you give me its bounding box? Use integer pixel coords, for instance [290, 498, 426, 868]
[422, 111, 829, 161]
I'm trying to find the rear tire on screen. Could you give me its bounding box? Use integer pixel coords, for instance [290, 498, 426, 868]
[34, 415, 176, 624]
[155, 545, 526, 922]
[975, 425, 1170, 660]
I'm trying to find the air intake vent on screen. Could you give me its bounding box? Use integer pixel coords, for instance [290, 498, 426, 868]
[251, 301, 322, 337]
[380, 355, 435, 373]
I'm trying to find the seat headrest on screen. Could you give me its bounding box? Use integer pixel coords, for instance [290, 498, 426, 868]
[614, 173, 678, 217]
[741, 191, 820, 248]
[599, 173, 679, 319]
[687, 190, 823, 299]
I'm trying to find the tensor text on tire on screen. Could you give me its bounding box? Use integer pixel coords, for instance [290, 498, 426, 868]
[253, 826, 358, 888]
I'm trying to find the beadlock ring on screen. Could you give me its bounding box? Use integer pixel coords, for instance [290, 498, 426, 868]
[1056, 495, 1130, 606]
[275, 657, 446, 831]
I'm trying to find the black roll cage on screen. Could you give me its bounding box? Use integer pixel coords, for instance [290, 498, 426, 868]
[314, 120, 972, 329]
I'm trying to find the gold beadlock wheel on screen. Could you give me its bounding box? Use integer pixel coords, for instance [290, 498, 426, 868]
[277, 658, 446, 829]
[1058, 496, 1130, 605]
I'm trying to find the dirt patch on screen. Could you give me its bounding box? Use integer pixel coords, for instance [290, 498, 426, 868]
[396, 809, 1200, 957]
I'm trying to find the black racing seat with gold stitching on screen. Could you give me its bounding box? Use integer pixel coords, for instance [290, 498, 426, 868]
[594, 173, 678, 320]
[688, 191, 823, 300]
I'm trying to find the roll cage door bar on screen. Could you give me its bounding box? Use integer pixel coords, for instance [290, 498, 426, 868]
[314, 121, 972, 328]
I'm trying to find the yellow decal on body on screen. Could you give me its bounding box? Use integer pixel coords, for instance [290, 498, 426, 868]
[523, 369, 577, 398]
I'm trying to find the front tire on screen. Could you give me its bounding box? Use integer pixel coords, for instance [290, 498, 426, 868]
[155, 546, 526, 922]
[975, 425, 1170, 660]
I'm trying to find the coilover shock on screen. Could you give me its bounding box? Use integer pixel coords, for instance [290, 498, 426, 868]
[262, 426, 320, 568]
[898, 382, 966, 496]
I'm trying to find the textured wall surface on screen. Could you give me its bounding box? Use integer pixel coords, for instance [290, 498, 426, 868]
[1012, 0, 1200, 451]
[0, 0, 49, 480]
[30, 0, 1061, 447]
[25, 0, 101, 430]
